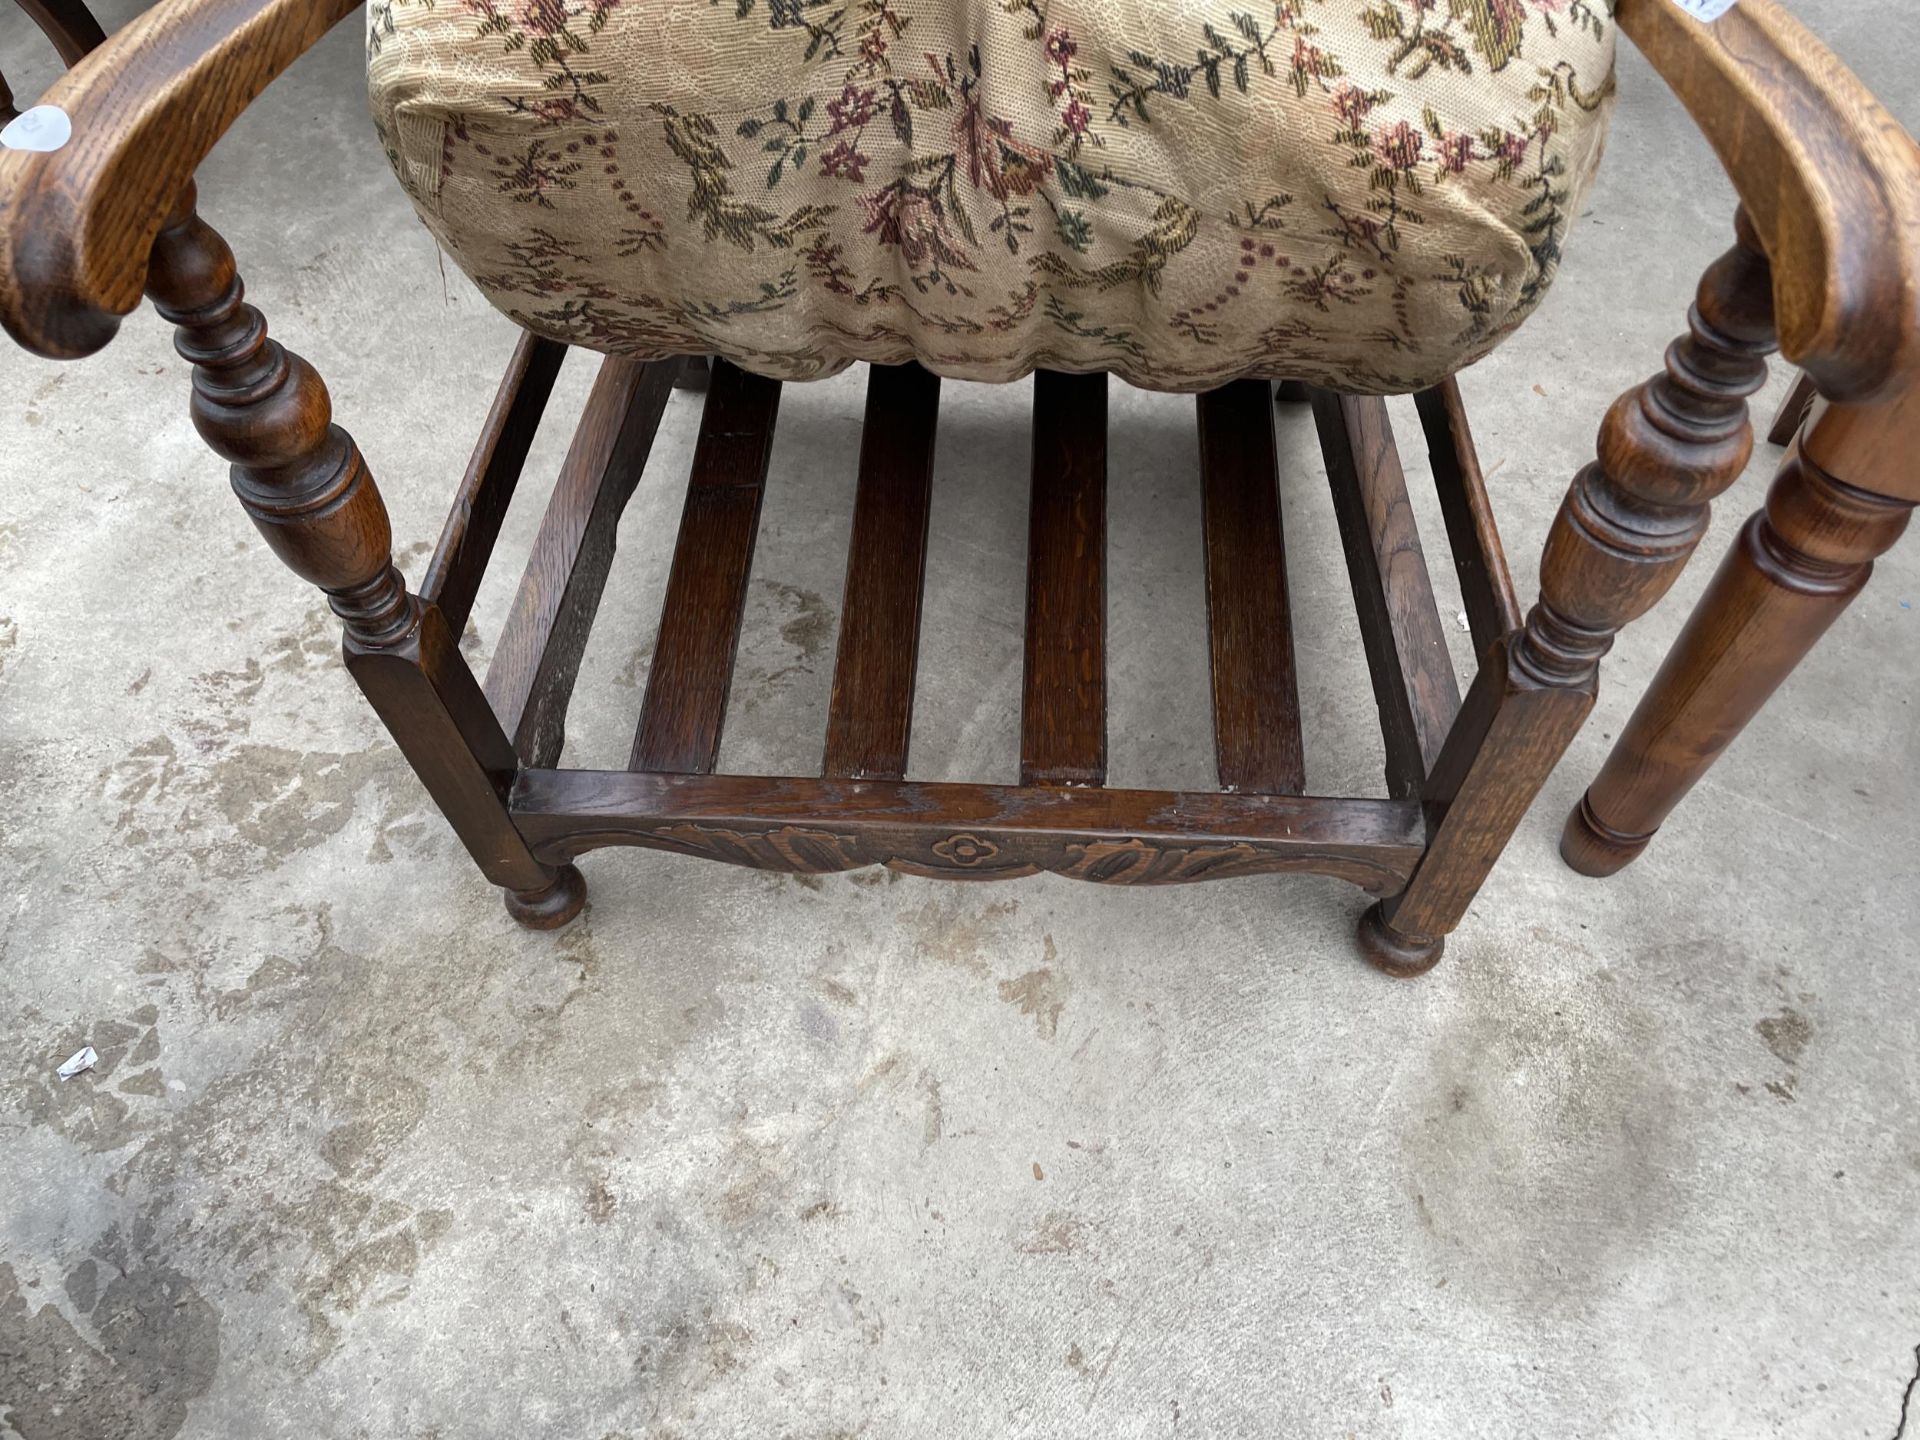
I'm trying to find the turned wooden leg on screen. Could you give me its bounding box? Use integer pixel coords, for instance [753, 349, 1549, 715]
[1562, 429, 1915, 876]
[1357, 214, 1778, 975]
[144, 183, 585, 928]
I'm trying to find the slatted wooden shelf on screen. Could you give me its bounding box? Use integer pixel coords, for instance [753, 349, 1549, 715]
[425, 351, 1521, 905]
[823, 360, 941, 782]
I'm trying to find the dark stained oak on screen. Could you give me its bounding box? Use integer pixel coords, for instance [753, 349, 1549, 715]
[143, 183, 583, 925]
[1563, 398, 1916, 876]
[823, 362, 941, 781]
[421, 330, 567, 634]
[1415, 379, 1522, 654]
[0, 0, 365, 359]
[1362, 213, 1781, 970]
[3, 0, 1917, 970]
[1616, 0, 1920, 404]
[1311, 389, 1461, 799]
[1021, 370, 1108, 789]
[1197, 379, 1305, 795]
[629, 359, 781, 775]
[1, 1, 107, 147]
[1767, 371, 1820, 447]
[511, 770, 1426, 897]
[17, 0, 108, 64]
[485, 355, 676, 767]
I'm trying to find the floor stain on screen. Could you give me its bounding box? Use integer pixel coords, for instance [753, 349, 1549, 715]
[1757, 1006, 1814, 1066]
[998, 941, 1070, 1039]
[1015, 1211, 1087, 1255]
[920, 1071, 944, 1149]
[1396, 943, 1687, 1307]
[0, 1257, 220, 1440]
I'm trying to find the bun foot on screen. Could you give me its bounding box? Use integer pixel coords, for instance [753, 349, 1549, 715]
[1356, 902, 1444, 978]
[505, 864, 588, 930]
[1559, 793, 1654, 878]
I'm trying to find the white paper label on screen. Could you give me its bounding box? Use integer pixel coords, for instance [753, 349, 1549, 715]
[1671, 0, 1738, 20]
[1, 105, 72, 153]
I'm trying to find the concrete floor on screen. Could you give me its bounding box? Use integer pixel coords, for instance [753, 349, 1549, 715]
[3, 5, 1918, 1437]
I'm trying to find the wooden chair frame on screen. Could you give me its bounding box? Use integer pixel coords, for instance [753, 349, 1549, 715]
[3, 0, 1915, 976]
[1, 0, 107, 122]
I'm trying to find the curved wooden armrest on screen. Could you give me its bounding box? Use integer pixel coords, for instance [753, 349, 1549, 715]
[0, 0, 359, 359]
[1619, 0, 1920, 404]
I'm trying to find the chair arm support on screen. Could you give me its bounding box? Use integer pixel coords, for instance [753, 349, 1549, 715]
[1620, 0, 1920, 404]
[0, 0, 360, 360]
[16, 0, 110, 68]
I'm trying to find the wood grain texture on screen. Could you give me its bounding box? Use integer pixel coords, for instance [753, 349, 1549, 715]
[1415, 379, 1521, 653]
[422, 330, 568, 634]
[1562, 434, 1915, 876]
[823, 362, 941, 781]
[145, 182, 571, 909]
[511, 770, 1426, 896]
[485, 354, 676, 767]
[1518, 217, 1776, 692]
[1197, 379, 1305, 795]
[1311, 389, 1461, 799]
[1766, 371, 1819, 448]
[629, 359, 781, 775]
[1795, 388, 1920, 504]
[1022, 369, 1107, 788]
[0, 0, 361, 358]
[1618, 0, 1920, 402]
[1369, 217, 1781, 959]
[1361, 636, 1595, 971]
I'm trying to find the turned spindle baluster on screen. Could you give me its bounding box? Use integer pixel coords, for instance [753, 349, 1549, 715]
[144, 183, 585, 926]
[1356, 213, 1778, 975]
[1562, 407, 1916, 875]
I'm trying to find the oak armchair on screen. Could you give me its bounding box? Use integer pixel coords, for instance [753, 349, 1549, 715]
[2, 0, 1913, 975]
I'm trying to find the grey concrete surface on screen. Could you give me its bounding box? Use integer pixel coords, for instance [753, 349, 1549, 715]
[3, 5, 1918, 1437]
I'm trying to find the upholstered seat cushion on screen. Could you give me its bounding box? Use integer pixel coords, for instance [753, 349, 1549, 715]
[367, 0, 1615, 394]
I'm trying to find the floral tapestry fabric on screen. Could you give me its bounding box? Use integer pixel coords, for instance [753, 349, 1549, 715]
[367, 0, 1615, 394]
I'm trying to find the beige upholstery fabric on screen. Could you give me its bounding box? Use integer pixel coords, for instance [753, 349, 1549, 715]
[368, 0, 1615, 394]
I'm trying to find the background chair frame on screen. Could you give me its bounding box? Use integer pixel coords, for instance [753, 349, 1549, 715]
[2, 0, 1914, 975]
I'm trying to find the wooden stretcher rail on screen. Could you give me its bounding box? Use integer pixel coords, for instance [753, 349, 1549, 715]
[510, 769, 1427, 896]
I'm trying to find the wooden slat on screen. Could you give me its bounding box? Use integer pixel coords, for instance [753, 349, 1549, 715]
[1310, 390, 1462, 799]
[1414, 380, 1522, 655]
[483, 355, 676, 766]
[1022, 370, 1108, 788]
[629, 359, 782, 774]
[1767, 370, 1818, 446]
[422, 331, 567, 633]
[1198, 380, 1306, 794]
[823, 362, 941, 780]
[510, 768, 1427, 897]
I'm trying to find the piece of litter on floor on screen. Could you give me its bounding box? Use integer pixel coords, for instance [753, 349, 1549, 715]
[1455, 611, 1471, 633]
[57, 1046, 98, 1081]
[1901, 599, 1912, 610]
